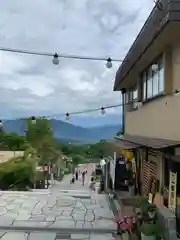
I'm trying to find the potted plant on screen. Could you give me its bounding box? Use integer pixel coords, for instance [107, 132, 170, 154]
[134, 196, 149, 214]
[140, 222, 161, 240]
[141, 204, 157, 222]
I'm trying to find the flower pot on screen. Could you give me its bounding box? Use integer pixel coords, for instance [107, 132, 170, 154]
[140, 222, 161, 240]
[141, 232, 156, 240]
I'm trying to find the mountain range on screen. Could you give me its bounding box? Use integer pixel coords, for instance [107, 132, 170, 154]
[3, 119, 120, 143]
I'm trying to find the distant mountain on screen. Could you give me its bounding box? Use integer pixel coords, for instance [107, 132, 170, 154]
[2, 119, 120, 143]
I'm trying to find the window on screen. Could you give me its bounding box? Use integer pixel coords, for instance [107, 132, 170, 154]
[142, 72, 147, 100]
[147, 67, 153, 98]
[129, 87, 138, 109]
[159, 58, 164, 92]
[153, 69, 159, 96]
[141, 56, 164, 101]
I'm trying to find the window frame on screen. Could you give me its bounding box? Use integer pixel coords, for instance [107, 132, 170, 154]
[141, 55, 164, 102]
[129, 86, 138, 110]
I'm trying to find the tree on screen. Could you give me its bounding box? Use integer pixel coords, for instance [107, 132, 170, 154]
[25, 117, 53, 160]
[71, 154, 85, 166]
[26, 118, 53, 147]
[0, 132, 28, 151]
[116, 127, 124, 136]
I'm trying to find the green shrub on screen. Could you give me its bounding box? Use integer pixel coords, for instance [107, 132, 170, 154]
[0, 156, 36, 190]
[140, 222, 161, 236]
[134, 196, 149, 208]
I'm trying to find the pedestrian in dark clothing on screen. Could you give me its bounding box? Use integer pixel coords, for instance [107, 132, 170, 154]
[75, 171, 78, 180]
[82, 171, 85, 185]
[71, 173, 75, 184]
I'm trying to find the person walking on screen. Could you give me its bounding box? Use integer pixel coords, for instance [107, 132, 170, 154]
[82, 171, 85, 185]
[75, 168, 78, 180]
[71, 173, 75, 184]
[89, 176, 96, 191]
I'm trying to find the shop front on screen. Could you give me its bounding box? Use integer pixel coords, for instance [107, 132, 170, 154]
[112, 138, 140, 194]
[165, 149, 180, 235]
[115, 135, 180, 204]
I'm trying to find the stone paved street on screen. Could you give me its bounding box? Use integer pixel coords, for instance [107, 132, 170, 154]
[0, 164, 117, 239]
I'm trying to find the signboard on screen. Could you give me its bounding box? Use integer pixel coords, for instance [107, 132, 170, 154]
[168, 171, 177, 213]
[109, 152, 116, 188]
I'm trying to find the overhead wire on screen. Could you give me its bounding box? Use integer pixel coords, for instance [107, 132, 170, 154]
[0, 46, 124, 63]
[0, 100, 138, 122]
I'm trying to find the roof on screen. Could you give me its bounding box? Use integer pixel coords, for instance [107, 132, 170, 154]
[116, 134, 180, 149]
[114, 138, 140, 149]
[114, 0, 179, 90]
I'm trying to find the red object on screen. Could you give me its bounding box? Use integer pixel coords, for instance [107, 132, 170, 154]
[102, 215, 134, 231]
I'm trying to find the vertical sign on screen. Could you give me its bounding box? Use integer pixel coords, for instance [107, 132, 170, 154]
[168, 171, 177, 214]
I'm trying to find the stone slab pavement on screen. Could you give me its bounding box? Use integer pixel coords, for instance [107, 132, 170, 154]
[0, 164, 117, 240]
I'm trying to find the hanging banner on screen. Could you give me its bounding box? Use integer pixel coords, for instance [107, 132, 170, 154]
[126, 151, 134, 160]
[121, 149, 134, 160]
[110, 153, 116, 188]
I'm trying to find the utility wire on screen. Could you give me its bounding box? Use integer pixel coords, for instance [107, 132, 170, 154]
[1, 101, 132, 122]
[0, 46, 124, 62]
[46, 103, 124, 118]
[1, 88, 180, 122]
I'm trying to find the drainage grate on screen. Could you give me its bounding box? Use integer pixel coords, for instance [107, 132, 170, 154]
[72, 196, 91, 199]
[56, 233, 71, 239]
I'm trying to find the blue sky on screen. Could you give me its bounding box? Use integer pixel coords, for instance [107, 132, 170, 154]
[0, 0, 154, 126]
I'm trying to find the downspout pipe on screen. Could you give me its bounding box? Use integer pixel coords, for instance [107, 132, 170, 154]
[121, 88, 126, 135]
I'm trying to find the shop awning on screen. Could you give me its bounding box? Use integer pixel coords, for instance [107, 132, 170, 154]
[115, 134, 180, 149]
[114, 138, 140, 150]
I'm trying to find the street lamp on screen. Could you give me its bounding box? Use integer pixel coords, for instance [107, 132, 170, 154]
[106, 57, 112, 69]
[52, 53, 59, 65]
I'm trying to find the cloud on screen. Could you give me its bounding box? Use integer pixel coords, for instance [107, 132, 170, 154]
[0, 0, 154, 121]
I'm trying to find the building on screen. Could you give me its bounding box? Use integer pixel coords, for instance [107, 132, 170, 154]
[0, 151, 24, 163]
[113, 0, 180, 233]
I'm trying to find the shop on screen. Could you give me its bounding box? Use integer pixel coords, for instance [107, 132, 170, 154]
[110, 139, 140, 194]
[115, 135, 180, 206]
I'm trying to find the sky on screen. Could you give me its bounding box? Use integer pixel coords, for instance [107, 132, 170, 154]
[0, 0, 154, 126]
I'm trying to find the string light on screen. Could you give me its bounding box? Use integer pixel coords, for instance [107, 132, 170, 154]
[0, 46, 124, 68]
[100, 107, 106, 115]
[52, 53, 60, 65]
[31, 116, 36, 124]
[0, 120, 3, 131]
[65, 113, 70, 121]
[1, 88, 180, 123]
[106, 58, 112, 69]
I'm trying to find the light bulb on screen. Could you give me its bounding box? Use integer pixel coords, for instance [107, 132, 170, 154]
[101, 107, 106, 115]
[0, 120, 3, 131]
[106, 57, 112, 69]
[65, 113, 70, 121]
[31, 116, 36, 124]
[173, 90, 180, 96]
[152, 64, 158, 72]
[52, 53, 59, 65]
